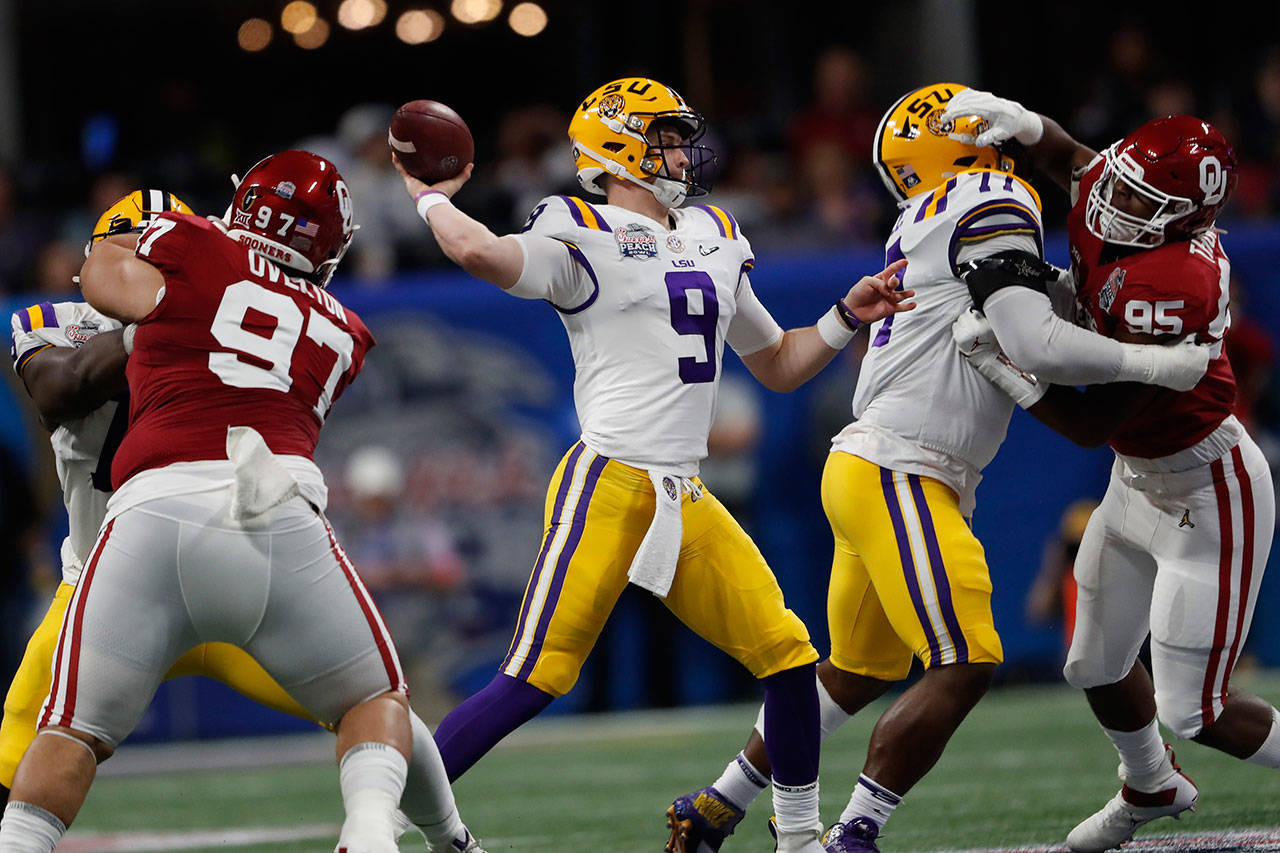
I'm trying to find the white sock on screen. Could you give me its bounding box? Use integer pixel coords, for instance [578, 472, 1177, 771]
[771, 780, 819, 836]
[400, 711, 468, 846]
[338, 742, 409, 844]
[1246, 707, 1280, 769]
[0, 802, 66, 853]
[1103, 717, 1168, 788]
[839, 774, 901, 829]
[817, 676, 852, 741]
[712, 751, 769, 809]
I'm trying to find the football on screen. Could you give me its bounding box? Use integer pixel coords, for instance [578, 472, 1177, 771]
[388, 99, 474, 184]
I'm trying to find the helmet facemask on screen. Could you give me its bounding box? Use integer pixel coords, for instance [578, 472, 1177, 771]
[1085, 146, 1197, 248]
[635, 115, 716, 207]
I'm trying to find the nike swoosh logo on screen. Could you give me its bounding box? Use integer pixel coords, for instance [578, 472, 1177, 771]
[699, 245, 719, 256]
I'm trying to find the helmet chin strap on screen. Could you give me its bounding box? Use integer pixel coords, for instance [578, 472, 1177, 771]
[577, 141, 688, 209]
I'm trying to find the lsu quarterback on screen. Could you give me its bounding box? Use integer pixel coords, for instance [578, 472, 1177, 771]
[668, 84, 1211, 853]
[2, 191, 484, 853]
[393, 76, 912, 852]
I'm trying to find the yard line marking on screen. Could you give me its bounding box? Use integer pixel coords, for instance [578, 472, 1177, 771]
[59, 824, 339, 851]
[946, 825, 1280, 852]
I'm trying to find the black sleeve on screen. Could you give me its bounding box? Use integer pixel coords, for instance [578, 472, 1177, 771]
[957, 249, 1056, 311]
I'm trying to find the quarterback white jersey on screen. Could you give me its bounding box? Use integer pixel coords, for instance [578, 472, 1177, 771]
[511, 195, 782, 473]
[833, 170, 1044, 513]
[10, 301, 124, 585]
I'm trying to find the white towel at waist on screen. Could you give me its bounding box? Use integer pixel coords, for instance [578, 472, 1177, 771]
[226, 425, 301, 522]
[626, 470, 702, 598]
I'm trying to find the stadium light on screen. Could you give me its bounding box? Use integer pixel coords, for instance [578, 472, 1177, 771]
[337, 0, 388, 30]
[508, 2, 546, 36]
[281, 1, 318, 34]
[451, 0, 502, 24]
[396, 9, 445, 43]
[293, 17, 331, 48]
[237, 18, 274, 51]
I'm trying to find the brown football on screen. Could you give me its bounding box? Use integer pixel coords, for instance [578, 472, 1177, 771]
[388, 99, 474, 183]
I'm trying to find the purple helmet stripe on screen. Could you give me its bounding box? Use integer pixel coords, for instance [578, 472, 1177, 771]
[515, 451, 609, 681]
[502, 442, 586, 672]
[879, 467, 942, 665]
[907, 474, 969, 664]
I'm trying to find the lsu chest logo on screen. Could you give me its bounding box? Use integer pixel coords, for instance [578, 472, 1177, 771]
[1098, 267, 1125, 313]
[615, 223, 658, 259]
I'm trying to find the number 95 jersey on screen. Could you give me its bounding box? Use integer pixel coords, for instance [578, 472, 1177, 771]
[110, 213, 375, 489]
[512, 196, 783, 472]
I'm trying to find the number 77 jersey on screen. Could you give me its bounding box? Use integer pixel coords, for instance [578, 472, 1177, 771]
[513, 195, 782, 470]
[110, 212, 375, 489]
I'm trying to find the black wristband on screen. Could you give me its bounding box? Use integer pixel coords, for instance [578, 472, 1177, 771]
[835, 299, 861, 331]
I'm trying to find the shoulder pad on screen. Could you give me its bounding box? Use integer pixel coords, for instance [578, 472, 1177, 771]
[686, 204, 743, 241]
[520, 195, 615, 237]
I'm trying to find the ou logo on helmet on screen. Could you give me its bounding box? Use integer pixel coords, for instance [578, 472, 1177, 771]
[1200, 156, 1227, 204]
[336, 180, 354, 233]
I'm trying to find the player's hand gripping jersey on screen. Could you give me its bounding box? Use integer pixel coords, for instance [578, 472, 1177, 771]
[835, 170, 1044, 512]
[111, 212, 375, 493]
[511, 195, 783, 473]
[1068, 158, 1235, 458]
[10, 302, 123, 584]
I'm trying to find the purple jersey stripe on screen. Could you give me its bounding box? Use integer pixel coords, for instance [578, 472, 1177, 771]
[551, 240, 600, 315]
[695, 205, 729, 238]
[38, 302, 57, 328]
[880, 467, 942, 665]
[515, 451, 609, 681]
[907, 474, 969, 664]
[949, 201, 1043, 275]
[15, 310, 31, 333]
[558, 195, 589, 229]
[503, 442, 586, 672]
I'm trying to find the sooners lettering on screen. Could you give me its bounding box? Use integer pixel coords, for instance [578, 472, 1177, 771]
[239, 235, 289, 261]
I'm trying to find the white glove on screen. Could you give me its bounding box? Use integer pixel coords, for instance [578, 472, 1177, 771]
[943, 89, 1044, 147]
[1116, 336, 1211, 392]
[952, 309, 1047, 408]
[1046, 264, 1078, 321]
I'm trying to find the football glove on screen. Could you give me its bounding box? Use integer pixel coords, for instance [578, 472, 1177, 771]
[952, 309, 1047, 408]
[942, 89, 1044, 147]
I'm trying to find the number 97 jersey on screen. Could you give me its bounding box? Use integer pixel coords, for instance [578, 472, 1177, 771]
[512, 195, 782, 471]
[110, 213, 375, 489]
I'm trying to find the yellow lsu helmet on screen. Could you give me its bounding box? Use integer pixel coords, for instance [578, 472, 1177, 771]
[568, 77, 714, 208]
[86, 189, 193, 256]
[874, 83, 1014, 206]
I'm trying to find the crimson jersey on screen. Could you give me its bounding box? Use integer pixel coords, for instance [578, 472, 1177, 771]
[1067, 160, 1235, 458]
[111, 213, 374, 488]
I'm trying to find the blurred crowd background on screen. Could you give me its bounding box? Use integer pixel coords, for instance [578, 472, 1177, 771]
[0, 0, 1278, 735]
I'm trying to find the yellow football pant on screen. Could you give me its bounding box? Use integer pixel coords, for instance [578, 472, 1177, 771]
[500, 441, 817, 697]
[823, 452, 1003, 680]
[0, 582, 320, 787]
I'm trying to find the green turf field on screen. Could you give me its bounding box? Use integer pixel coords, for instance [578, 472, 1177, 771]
[63, 670, 1280, 852]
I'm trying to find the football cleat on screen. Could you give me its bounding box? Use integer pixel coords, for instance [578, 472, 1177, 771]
[821, 817, 881, 852]
[665, 786, 746, 853]
[766, 816, 824, 852]
[1065, 747, 1198, 852]
[445, 828, 487, 853]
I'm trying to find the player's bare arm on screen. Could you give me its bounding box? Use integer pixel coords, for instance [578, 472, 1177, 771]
[18, 333, 127, 427]
[740, 259, 913, 392]
[79, 238, 166, 323]
[392, 156, 525, 288]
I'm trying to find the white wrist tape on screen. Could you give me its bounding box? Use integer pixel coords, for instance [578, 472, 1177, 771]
[415, 191, 452, 223]
[121, 323, 137, 355]
[816, 304, 857, 350]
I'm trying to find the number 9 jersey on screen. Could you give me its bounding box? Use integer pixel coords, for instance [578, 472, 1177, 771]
[110, 212, 375, 491]
[510, 195, 783, 473]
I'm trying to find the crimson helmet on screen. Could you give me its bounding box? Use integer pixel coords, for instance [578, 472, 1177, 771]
[226, 149, 355, 286]
[1084, 116, 1237, 248]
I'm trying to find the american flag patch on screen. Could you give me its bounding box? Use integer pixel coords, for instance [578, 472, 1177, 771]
[297, 219, 319, 237]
